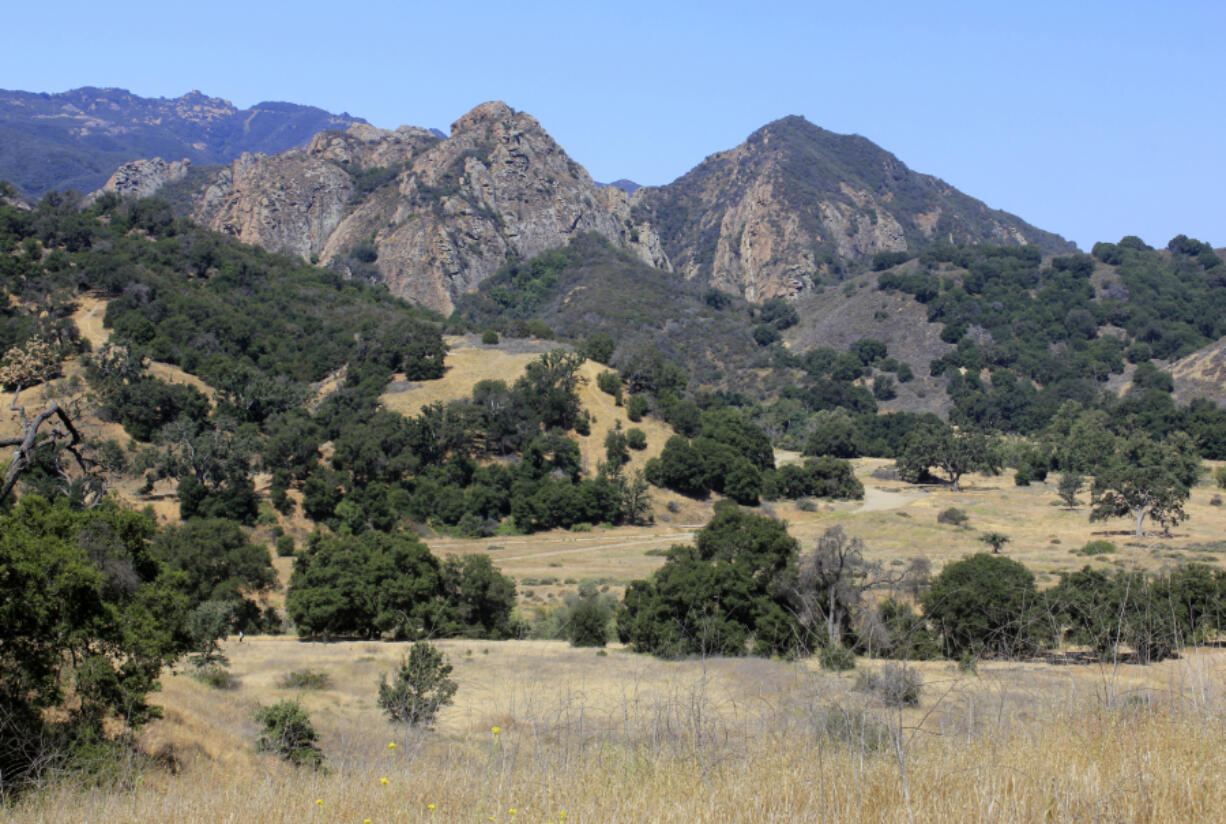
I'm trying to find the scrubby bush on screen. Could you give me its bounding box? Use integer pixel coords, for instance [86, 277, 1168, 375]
[277, 670, 331, 690]
[377, 642, 458, 727]
[275, 535, 296, 557]
[1076, 540, 1117, 556]
[626, 394, 648, 422]
[936, 507, 969, 527]
[625, 428, 647, 450]
[820, 645, 856, 671]
[856, 664, 922, 707]
[255, 700, 324, 768]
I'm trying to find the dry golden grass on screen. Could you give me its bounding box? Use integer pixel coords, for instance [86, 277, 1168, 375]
[8, 637, 1226, 823]
[379, 335, 676, 478]
[419, 455, 1226, 613]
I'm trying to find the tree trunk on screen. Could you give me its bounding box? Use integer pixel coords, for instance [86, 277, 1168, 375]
[1134, 507, 1147, 537]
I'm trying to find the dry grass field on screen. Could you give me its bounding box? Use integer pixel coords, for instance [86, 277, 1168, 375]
[413, 455, 1226, 612]
[6, 636, 1226, 823]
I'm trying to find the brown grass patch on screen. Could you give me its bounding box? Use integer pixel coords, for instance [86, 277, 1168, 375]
[8, 638, 1226, 823]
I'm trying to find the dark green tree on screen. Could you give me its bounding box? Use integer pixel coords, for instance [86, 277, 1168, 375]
[286, 531, 445, 639]
[0, 497, 190, 791]
[922, 553, 1045, 658]
[618, 507, 800, 658]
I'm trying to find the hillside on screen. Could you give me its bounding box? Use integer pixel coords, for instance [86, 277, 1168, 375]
[0, 87, 365, 196]
[632, 115, 1076, 300]
[84, 101, 1080, 316]
[107, 101, 668, 314]
[453, 232, 775, 390]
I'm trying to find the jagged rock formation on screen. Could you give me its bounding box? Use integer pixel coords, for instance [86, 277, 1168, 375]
[116, 102, 667, 314]
[93, 102, 1076, 315]
[96, 157, 192, 201]
[632, 115, 1077, 301]
[0, 87, 365, 197]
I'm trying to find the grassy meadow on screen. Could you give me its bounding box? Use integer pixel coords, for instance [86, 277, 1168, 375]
[8, 456, 1226, 822]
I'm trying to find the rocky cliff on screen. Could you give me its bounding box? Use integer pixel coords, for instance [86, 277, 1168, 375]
[96, 103, 1076, 315]
[632, 115, 1077, 301]
[117, 102, 667, 314]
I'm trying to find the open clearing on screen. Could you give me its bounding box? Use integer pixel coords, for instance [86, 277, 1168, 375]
[8, 635, 1226, 823]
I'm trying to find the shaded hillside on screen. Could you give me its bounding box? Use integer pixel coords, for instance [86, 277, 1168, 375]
[0, 87, 365, 196]
[785, 267, 954, 416]
[633, 115, 1076, 300]
[453, 232, 774, 389]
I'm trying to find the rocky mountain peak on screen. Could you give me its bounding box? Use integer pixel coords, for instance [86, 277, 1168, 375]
[124, 102, 668, 314]
[634, 116, 1075, 301]
[450, 100, 517, 134]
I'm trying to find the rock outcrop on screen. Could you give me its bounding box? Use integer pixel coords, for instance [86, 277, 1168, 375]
[119, 101, 668, 314]
[96, 157, 192, 201]
[633, 115, 1076, 301]
[95, 103, 1075, 314]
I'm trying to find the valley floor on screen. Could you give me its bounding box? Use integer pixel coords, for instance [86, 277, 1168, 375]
[7, 637, 1226, 823]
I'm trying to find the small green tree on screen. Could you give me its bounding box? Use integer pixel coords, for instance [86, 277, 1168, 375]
[978, 532, 1010, 554]
[377, 642, 458, 726]
[1057, 472, 1083, 509]
[187, 599, 237, 666]
[255, 700, 324, 768]
[568, 585, 613, 647]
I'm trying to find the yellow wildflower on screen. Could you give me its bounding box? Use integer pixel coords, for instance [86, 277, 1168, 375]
[380, 777, 389, 786]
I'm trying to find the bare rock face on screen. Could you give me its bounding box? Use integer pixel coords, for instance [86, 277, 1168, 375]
[96, 157, 192, 201]
[125, 103, 669, 314]
[634, 115, 1075, 301]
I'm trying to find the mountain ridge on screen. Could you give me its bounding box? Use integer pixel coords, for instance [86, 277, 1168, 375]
[0, 86, 366, 196]
[63, 96, 1075, 312]
[631, 114, 1076, 300]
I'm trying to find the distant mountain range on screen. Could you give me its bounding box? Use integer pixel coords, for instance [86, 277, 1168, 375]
[0, 87, 366, 196]
[0, 87, 1076, 311]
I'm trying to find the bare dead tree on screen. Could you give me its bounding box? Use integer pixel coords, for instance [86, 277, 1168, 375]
[790, 525, 929, 651]
[0, 386, 101, 507]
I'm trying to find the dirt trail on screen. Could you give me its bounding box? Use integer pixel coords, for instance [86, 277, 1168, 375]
[856, 486, 925, 513]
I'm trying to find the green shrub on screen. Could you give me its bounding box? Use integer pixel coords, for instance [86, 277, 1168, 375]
[377, 642, 458, 726]
[625, 428, 647, 450]
[275, 535, 296, 557]
[937, 507, 969, 527]
[596, 370, 623, 401]
[1075, 540, 1117, 556]
[255, 700, 324, 768]
[193, 662, 239, 690]
[277, 669, 331, 690]
[1216, 466, 1226, 490]
[626, 395, 648, 422]
[481, 329, 499, 345]
[568, 592, 612, 647]
[820, 645, 856, 671]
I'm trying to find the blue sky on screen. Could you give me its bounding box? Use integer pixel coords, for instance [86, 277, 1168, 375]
[4, 0, 1222, 250]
